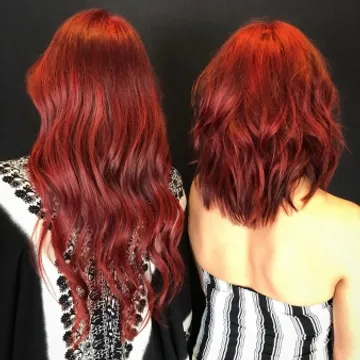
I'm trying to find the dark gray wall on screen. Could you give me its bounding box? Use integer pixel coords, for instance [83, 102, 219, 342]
[1, 0, 359, 202]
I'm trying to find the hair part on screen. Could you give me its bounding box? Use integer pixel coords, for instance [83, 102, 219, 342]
[27, 8, 184, 345]
[192, 20, 345, 228]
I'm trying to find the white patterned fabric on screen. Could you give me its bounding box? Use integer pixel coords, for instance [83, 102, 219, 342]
[0, 157, 191, 360]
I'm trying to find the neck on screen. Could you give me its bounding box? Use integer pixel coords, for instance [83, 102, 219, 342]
[287, 177, 319, 211]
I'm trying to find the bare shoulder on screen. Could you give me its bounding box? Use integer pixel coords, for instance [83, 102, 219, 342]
[324, 192, 360, 230]
[188, 178, 204, 227]
[189, 177, 204, 212]
[323, 192, 360, 265]
[189, 178, 199, 201]
[327, 195, 360, 360]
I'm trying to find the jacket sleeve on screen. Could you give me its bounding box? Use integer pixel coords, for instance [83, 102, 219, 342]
[0, 206, 47, 360]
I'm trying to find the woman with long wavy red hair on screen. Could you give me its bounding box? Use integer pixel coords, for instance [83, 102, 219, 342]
[0, 9, 191, 360]
[189, 20, 360, 359]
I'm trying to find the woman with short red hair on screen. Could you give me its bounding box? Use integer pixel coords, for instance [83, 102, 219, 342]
[189, 20, 360, 359]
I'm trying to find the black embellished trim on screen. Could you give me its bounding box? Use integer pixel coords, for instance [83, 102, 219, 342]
[57, 275, 68, 292]
[0, 158, 147, 359]
[0, 157, 187, 360]
[169, 167, 184, 200]
[0, 158, 42, 216]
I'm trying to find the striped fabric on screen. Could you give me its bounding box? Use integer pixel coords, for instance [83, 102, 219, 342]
[193, 270, 333, 360]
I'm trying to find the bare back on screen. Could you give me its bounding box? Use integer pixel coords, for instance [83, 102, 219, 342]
[189, 179, 360, 359]
[190, 181, 344, 305]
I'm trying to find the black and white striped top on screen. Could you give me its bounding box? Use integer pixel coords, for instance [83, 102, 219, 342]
[193, 270, 333, 360]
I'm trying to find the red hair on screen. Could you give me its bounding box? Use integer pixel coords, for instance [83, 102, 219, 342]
[192, 20, 345, 227]
[26, 9, 184, 343]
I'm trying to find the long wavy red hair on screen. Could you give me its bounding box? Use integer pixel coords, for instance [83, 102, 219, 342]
[192, 20, 345, 227]
[26, 9, 184, 343]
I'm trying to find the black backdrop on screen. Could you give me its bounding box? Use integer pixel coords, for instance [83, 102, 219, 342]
[1, 0, 360, 200]
[1, 0, 359, 341]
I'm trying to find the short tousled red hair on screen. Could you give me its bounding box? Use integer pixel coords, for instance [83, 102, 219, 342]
[192, 20, 345, 228]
